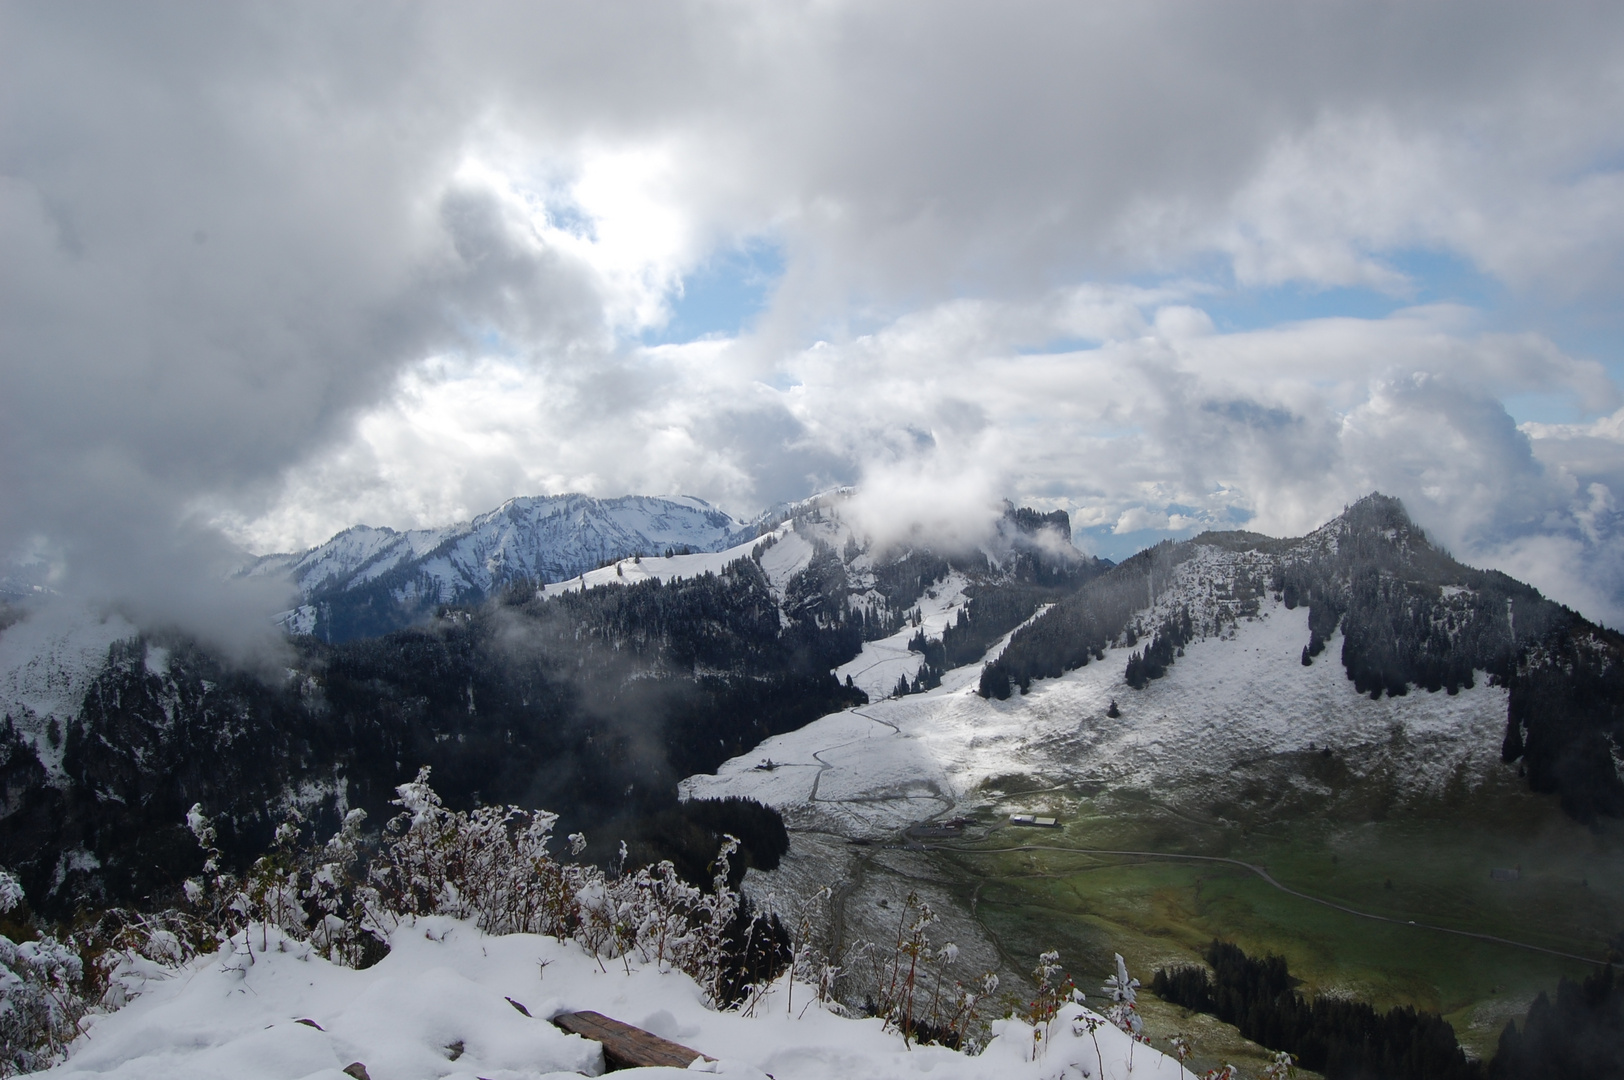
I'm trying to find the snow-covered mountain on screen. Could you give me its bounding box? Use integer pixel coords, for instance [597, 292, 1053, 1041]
[676, 495, 1624, 1038]
[4, 491, 1621, 1078]
[245, 494, 754, 641]
[689, 494, 1624, 834]
[0, 490, 1100, 912]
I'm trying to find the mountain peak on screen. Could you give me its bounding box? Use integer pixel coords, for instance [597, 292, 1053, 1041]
[256, 493, 753, 641]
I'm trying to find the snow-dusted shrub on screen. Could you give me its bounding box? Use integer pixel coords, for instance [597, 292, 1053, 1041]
[1261, 1049, 1299, 1078]
[782, 885, 843, 1016]
[363, 771, 578, 941]
[0, 868, 86, 1076]
[1023, 949, 1082, 1057]
[0, 932, 84, 1075]
[1100, 951, 1144, 1037]
[180, 768, 762, 1010]
[0, 875, 221, 1076]
[851, 891, 998, 1050]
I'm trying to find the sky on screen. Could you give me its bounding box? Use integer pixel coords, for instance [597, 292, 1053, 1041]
[4, 1, 1624, 639]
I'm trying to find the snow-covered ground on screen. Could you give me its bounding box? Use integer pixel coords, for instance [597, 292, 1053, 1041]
[540, 516, 854, 602]
[48, 917, 1189, 1080]
[538, 527, 784, 599]
[682, 595, 1510, 837]
[833, 572, 971, 702]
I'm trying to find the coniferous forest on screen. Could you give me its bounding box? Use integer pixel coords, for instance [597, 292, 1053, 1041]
[1155, 941, 1624, 1080]
[1487, 964, 1624, 1080]
[0, 555, 864, 913]
[1153, 942, 1484, 1080]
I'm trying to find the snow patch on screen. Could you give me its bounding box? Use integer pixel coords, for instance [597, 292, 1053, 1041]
[143, 644, 170, 678]
[834, 572, 971, 701]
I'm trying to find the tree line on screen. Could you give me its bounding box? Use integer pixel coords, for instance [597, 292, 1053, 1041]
[1153, 941, 1483, 1080]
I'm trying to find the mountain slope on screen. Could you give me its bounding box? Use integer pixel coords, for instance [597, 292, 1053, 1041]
[677, 495, 1624, 1069]
[983, 494, 1624, 820]
[0, 493, 1103, 911]
[246, 493, 754, 641]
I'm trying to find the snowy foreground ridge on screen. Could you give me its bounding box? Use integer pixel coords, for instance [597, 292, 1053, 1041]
[50, 916, 1187, 1080]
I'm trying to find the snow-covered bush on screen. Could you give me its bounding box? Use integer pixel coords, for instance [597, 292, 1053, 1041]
[1024, 949, 1083, 1056]
[0, 867, 86, 1076]
[178, 767, 764, 1010]
[852, 890, 998, 1050]
[0, 862, 227, 1076]
[1100, 951, 1144, 1037]
[0, 931, 84, 1075]
[7, 775, 1194, 1079]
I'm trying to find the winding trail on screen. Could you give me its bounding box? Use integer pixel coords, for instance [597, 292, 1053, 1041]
[848, 707, 900, 736]
[939, 841, 1608, 968]
[804, 712, 901, 803]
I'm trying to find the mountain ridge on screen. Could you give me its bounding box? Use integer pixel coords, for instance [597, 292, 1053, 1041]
[245, 493, 755, 641]
[0, 491, 1102, 910]
[982, 492, 1624, 819]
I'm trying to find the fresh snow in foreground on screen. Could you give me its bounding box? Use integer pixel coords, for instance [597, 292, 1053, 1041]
[50, 917, 1188, 1080]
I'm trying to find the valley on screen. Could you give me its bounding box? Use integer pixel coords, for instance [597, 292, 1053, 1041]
[4, 491, 1622, 1077]
[682, 529, 1624, 1074]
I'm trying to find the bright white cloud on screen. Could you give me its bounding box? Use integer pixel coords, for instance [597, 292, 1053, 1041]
[227, 290, 1624, 624]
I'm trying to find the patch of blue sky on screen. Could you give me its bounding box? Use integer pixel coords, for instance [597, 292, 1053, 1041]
[544, 201, 597, 241]
[1501, 390, 1599, 426]
[643, 238, 785, 345]
[1204, 250, 1624, 422]
[475, 325, 513, 355]
[1200, 248, 1500, 334]
[1509, 307, 1624, 421]
[1072, 501, 1256, 563]
[1075, 523, 1197, 564]
[1015, 336, 1107, 356]
[1011, 249, 1502, 356]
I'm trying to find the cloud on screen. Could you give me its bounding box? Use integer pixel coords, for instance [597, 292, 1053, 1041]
[223, 288, 1624, 624]
[4, 2, 1624, 645]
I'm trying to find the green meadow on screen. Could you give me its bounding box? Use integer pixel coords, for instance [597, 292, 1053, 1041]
[934, 766, 1622, 1070]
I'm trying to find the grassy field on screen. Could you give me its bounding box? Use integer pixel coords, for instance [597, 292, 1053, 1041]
[937, 767, 1622, 1068]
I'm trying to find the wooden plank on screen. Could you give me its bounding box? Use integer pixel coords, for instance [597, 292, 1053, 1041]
[551, 1009, 711, 1070]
